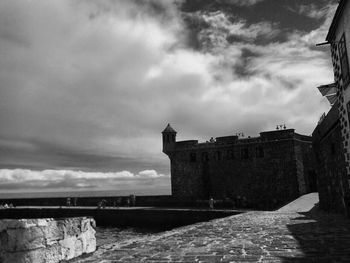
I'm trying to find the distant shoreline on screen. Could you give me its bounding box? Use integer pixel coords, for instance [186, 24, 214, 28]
[0, 188, 171, 199]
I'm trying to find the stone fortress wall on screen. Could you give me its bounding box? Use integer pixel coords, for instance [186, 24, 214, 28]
[0, 217, 96, 263]
[163, 125, 316, 210]
[313, 103, 350, 216]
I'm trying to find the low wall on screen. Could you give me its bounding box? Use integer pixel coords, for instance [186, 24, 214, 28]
[0, 195, 174, 208]
[0, 195, 248, 209]
[0, 207, 240, 229]
[0, 217, 96, 263]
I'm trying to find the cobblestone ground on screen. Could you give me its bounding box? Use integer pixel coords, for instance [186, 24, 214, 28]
[72, 210, 350, 263]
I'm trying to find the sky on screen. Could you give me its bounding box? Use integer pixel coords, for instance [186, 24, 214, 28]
[0, 0, 339, 194]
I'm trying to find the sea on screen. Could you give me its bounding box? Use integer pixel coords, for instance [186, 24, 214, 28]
[0, 188, 171, 199]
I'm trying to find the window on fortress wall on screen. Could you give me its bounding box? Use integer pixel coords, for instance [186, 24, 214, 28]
[339, 34, 350, 87]
[202, 152, 209, 162]
[215, 151, 222, 161]
[241, 148, 249, 159]
[190, 153, 196, 163]
[256, 146, 264, 158]
[166, 134, 170, 143]
[227, 149, 234, 160]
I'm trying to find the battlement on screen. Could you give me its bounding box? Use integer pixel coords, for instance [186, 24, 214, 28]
[175, 140, 198, 147]
[215, 135, 239, 144]
[164, 128, 311, 154]
[260, 128, 295, 140]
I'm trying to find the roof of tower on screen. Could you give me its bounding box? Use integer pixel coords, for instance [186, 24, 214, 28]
[162, 123, 177, 133]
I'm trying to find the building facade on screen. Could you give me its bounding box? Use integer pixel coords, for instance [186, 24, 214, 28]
[313, 0, 350, 217]
[162, 124, 316, 209]
[328, 0, 350, 188]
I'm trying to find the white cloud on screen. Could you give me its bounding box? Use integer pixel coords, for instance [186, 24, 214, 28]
[288, 3, 335, 20]
[218, 0, 264, 7]
[0, 169, 170, 191]
[0, 169, 168, 182]
[196, 11, 280, 51]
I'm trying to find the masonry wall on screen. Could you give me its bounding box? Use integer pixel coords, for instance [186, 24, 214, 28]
[313, 105, 350, 216]
[0, 217, 96, 263]
[329, 0, 350, 188]
[167, 130, 313, 210]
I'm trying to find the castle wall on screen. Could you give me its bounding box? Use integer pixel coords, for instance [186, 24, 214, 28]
[166, 130, 313, 209]
[313, 105, 350, 216]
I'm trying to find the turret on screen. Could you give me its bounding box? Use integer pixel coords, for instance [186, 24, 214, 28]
[162, 123, 177, 154]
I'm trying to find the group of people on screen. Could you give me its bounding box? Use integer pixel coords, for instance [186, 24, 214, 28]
[66, 197, 78, 207]
[0, 203, 14, 209]
[97, 195, 137, 209]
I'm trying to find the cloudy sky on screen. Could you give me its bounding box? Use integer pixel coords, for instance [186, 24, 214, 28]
[0, 0, 338, 194]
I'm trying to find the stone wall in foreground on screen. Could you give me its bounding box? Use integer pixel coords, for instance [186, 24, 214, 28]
[0, 217, 96, 263]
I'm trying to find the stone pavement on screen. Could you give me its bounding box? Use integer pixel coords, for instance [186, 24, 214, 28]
[277, 193, 319, 213]
[72, 198, 350, 262]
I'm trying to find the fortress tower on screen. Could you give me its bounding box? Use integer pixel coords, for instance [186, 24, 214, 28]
[162, 123, 177, 154]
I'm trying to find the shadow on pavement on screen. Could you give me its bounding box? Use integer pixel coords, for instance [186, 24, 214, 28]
[281, 204, 350, 263]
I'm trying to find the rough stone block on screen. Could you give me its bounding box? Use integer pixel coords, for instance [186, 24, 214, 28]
[6, 226, 46, 252]
[0, 217, 96, 263]
[59, 236, 76, 260]
[45, 220, 64, 245]
[1, 248, 46, 263]
[64, 218, 81, 237]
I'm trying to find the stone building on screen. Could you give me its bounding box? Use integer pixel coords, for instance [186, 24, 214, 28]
[312, 104, 349, 215]
[313, 0, 350, 216]
[326, 0, 350, 181]
[162, 124, 316, 209]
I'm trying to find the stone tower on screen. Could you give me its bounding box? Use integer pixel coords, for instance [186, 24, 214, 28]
[162, 123, 177, 154]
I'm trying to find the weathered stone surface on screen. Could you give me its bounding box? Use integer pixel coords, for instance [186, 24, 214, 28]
[6, 226, 46, 251]
[45, 220, 65, 245]
[72, 210, 350, 263]
[0, 217, 96, 263]
[1, 248, 46, 263]
[64, 217, 82, 237]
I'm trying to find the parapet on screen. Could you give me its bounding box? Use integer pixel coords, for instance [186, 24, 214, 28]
[175, 140, 198, 149]
[215, 135, 239, 144]
[0, 217, 96, 263]
[260, 129, 295, 140]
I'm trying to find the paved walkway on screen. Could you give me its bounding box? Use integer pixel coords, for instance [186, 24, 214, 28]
[277, 193, 319, 213]
[72, 194, 350, 263]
